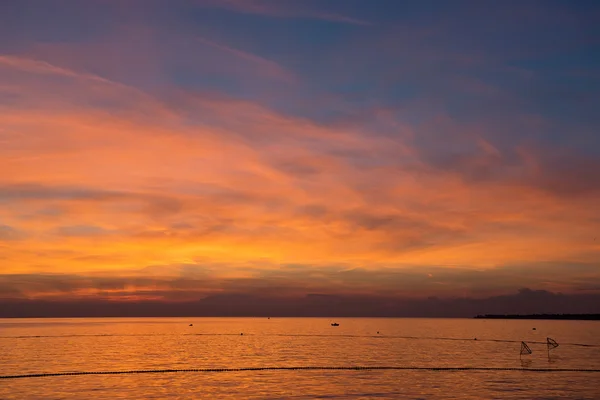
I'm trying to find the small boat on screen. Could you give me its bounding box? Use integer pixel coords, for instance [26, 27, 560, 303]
[189, 324, 193, 327]
[331, 322, 339, 327]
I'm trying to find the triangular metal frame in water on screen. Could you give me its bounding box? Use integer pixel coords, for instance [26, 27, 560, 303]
[520, 341, 532, 357]
[547, 337, 559, 360]
[547, 337, 559, 351]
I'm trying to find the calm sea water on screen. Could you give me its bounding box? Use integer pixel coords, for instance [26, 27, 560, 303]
[1, 317, 599, 399]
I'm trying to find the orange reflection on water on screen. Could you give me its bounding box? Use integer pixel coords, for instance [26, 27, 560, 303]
[1, 318, 600, 399]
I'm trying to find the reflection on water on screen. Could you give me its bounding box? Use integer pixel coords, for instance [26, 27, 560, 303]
[519, 358, 532, 368]
[1, 318, 599, 399]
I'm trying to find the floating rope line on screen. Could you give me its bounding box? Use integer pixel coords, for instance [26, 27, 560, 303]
[3, 366, 600, 380]
[2, 333, 599, 347]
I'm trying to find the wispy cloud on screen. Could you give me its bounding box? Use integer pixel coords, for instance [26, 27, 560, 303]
[196, 36, 295, 83]
[0, 55, 111, 83]
[0, 54, 138, 91]
[197, 0, 372, 26]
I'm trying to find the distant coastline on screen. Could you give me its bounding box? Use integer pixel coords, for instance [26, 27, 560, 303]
[474, 314, 600, 320]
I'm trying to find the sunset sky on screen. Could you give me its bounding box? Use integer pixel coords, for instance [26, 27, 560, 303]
[1, 0, 599, 306]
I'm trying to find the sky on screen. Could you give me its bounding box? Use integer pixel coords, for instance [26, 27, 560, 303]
[1, 0, 599, 313]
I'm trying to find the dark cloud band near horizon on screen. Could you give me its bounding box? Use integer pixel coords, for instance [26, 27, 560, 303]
[1, 0, 599, 313]
[1, 262, 598, 302]
[2, 288, 599, 318]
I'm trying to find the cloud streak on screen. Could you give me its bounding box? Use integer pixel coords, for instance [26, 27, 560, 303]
[0, 54, 114, 84]
[195, 36, 295, 83]
[197, 0, 372, 26]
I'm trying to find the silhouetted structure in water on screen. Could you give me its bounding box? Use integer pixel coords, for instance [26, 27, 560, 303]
[520, 341, 532, 358]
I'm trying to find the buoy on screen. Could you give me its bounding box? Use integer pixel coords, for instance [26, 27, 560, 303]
[240, 333, 243, 335]
[533, 328, 536, 330]
[189, 324, 193, 327]
[376, 331, 380, 334]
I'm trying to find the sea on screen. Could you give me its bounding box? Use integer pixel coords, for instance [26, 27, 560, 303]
[1, 317, 599, 399]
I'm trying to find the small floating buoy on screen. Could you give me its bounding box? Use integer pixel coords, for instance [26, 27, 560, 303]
[474, 338, 477, 340]
[189, 324, 193, 327]
[240, 333, 243, 335]
[376, 331, 380, 334]
[533, 328, 536, 330]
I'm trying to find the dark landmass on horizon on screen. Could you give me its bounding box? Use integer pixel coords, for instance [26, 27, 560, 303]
[475, 314, 600, 320]
[1, 288, 600, 318]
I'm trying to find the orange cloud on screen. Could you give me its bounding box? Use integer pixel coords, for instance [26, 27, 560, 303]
[1, 51, 599, 300]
